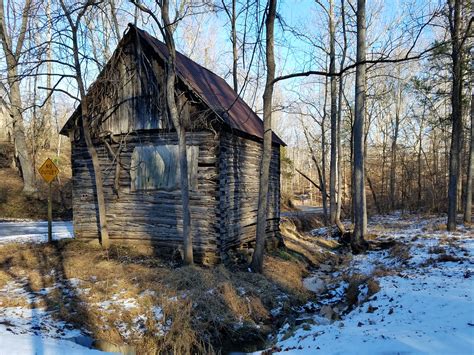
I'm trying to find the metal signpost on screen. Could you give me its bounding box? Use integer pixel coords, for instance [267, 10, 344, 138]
[38, 158, 59, 243]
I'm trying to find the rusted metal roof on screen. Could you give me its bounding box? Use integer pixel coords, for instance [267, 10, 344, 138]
[61, 24, 285, 146]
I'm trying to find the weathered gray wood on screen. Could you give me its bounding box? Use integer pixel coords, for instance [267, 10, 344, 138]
[218, 131, 280, 259]
[130, 145, 199, 191]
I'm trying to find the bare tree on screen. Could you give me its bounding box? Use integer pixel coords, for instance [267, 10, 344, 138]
[161, 0, 194, 264]
[329, 0, 337, 225]
[59, 0, 110, 248]
[390, 76, 403, 209]
[335, 0, 348, 233]
[352, 0, 368, 251]
[447, 0, 467, 231]
[251, 0, 277, 273]
[221, 0, 239, 92]
[0, 0, 36, 194]
[465, 93, 473, 223]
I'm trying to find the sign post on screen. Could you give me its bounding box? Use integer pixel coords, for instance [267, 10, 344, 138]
[38, 158, 59, 243]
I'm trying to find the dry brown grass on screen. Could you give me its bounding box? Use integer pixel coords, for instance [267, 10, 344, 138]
[283, 214, 323, 232]
[279, 218, 339, 266]
[0, 240, 308, 354]
[432, 223, 447, 231]
[263, 255, 310, 301]
[389, 243, 411, 262]
[343, 273, 381, 310]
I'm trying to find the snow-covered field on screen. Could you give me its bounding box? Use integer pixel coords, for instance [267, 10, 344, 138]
[274, 214, 474, 354]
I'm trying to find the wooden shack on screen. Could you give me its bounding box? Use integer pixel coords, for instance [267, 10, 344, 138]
[60, 24, 285, 264]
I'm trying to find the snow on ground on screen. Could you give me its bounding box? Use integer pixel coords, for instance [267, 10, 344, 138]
[274, 213, 474, 354]
[0, 276, 168, 354]
[0, 333, 113, 355]
[0, 221, 73, 244]
[0, 280, 116, 354]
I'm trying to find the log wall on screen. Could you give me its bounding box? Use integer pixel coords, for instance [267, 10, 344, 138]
[218, 131, 280, 253]
[71, 130, 220, 264]
[71, 128, 281, 264]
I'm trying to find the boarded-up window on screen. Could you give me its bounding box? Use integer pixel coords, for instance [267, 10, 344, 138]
[130, 145, 199, 191]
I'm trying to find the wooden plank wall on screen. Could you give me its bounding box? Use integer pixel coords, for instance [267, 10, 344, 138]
[218, 131, 280, 253]
[87, 39, 170, 136]
[71, 130, 220, 264]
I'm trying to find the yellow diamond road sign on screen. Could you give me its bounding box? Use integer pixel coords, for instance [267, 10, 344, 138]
[39, 158, 59, 183]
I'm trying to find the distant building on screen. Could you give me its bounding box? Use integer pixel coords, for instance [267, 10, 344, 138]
[60, 25, 284, 264]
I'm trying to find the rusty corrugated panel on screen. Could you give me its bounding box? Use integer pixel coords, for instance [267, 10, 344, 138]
[135, 26, 285, 146]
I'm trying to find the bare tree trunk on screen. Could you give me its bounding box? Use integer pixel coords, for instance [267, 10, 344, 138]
[9, 74, 36, 194]
[335, 0, 348, 233]
[0, 0, 36, 195]
[321, 77, 329, 225]
[417, 105, 426, 208]
[161, 0, 193, 264]
[329, 0, 337, 225]
[367, 175, 381, 214]
[231, 0, 238, 92]
[81, 104, 110, 248]
[390, 82, 402, 210]
[447, 0, 464, 231]
[109, 0, 121, 41]
[302, 126, 328, 223]
[464, 93, 473, 223]
[60, 0, 109, 248]
[251, 0, 276, 273]
[44, 0, 53, 145]
[352, 0, 368, 252]
[223, 0, 239, 92]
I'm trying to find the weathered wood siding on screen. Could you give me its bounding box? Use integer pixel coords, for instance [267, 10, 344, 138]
[218, 131, 280, 252]
[84, 37, 172, 136]
[71, 130, 220, 264]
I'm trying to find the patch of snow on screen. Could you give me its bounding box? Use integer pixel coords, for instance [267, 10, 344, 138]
[152, 306, 163, 322]
[270, 307, 282, 317]
[0, 221, 73, 244]
[97, 297, 138, 311]
[139, 289, 156, 297]
[302, 277, 326, 294]
[0, 333, 117, 354]
[311, 227, 331, 237]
